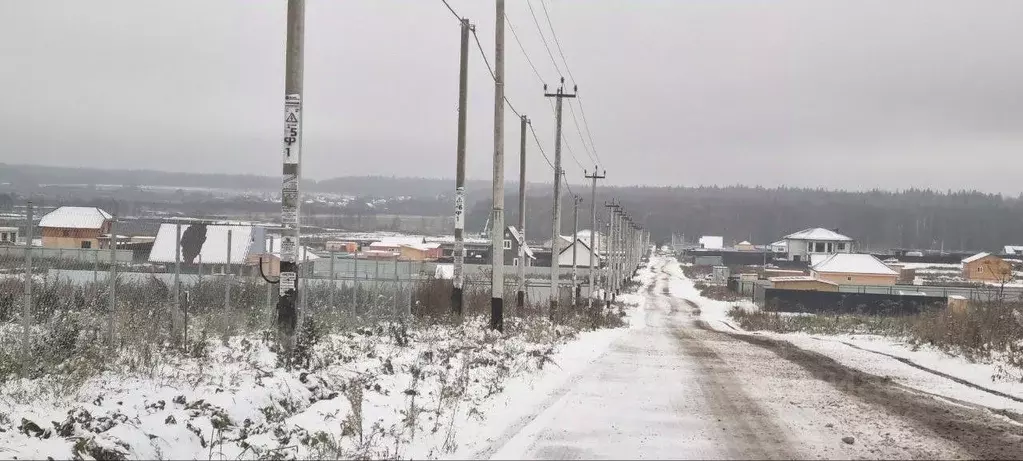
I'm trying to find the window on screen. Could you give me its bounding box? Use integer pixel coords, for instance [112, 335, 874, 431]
[503, 239, 511, 250]
[847, 276, 852, 281]
[836, 243, 846, 251]
[513, 257, 519, 266]
[813, 242, 826, 252]
[81, 241, 91, 249]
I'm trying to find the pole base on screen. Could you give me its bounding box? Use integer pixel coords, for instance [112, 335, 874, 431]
[490, 297, 504, 332]
[451, 286, 464, 316]
[516, 290, 525, 310]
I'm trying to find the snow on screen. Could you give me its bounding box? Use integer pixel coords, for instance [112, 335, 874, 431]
[783, 227, 853, 242]
[698, 235, 723, 249]
[963, 251, 992, 263]
[37, 206, 111, 229]
[434, 263, 454, 279]
[149, 223, 265, 264]
[811, 253, 898, 275]
[665, 256, 1023, 417]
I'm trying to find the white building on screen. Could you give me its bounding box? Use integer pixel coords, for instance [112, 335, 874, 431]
[557, 237, 601, 268]
[698, 235, 724, 250]
[149, 223, 266, 269]
[782, 228, 854, 262]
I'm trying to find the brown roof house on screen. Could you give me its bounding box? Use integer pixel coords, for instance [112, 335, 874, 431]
[810, 253, 898, 286]
[962, 252, 1012, 283]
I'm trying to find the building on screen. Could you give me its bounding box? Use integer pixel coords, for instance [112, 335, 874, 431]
[735, 240, 756, 251]
[698, 236, 724, 250]
[770, 240, 788, 254]
[1004, 245, 1023, 257]
[254, 235, 321, 276]
[0, 226, 18, 244]
[810, 253, 898, 286]
[768, 276, 839, 292]
[398, 242, 443, 261]
[37, 206, 112, 249]
[783, 228, 854, 262]
[556, 236, 599, 268]
[503, 226, 536, 266]
[325, 241, 359, 253]
[962, 252, 1012, 283]
[149, 223, 267, 272]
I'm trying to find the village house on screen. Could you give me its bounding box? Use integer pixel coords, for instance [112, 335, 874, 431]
[962, 252, 1012, 283]
[768, 275, 840, 292]
[397, 242, 443, 261]
[505, 226, 537, 266]
[254, 235, 321, 277]
[38, 206, 113, 249]
[698, 235, 724, 250]
[557, 236, 600, 268]
[810, 253, 898, 286]
[783, 228, 854, 262]
[0, 226, 18, 244]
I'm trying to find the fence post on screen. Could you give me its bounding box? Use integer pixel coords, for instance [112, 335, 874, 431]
[225, 230, 232, 313]
[393, 256, 399, 317]
[174, 224, 181, 333]
[352, 254, 359, 315]
[93, 248, 99, 287]
[21, 201, 33, 372]
[329, 251, 335, 310]
[266, 237, 273, 318]
[374, 258, 380, 311]
[107, 218, 117, 348]
[197, 253, 203, 286]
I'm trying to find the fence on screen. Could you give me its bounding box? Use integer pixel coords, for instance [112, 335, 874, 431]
[0, 246, 133, 264]
[755, 286, 947, 316]
[743, 279, 1021, 304]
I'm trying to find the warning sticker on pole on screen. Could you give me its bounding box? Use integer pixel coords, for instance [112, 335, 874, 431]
[279, 271, 296, 294]
[282, 94, 301, 165]
[280, 235, 297, 262]
[454, 187, 465, 230]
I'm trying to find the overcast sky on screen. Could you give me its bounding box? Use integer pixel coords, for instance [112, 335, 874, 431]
[3, 1, 1023, 193]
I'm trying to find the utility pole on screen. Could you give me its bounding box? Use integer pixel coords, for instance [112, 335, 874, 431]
[452, 17, 472, 317]
[277, 0, 305, 357]
[517, 115, 529, 311]
[570, 195, 581, 306]
[490, 0, 506, 332]
[604, 201, 618, 305]
[21, 202, 32, 371]
[585, 168, 605, 310]
[544, 78, 577, 316]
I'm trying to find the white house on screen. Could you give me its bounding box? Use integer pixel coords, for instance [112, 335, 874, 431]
[698, 235, 724, 250]
[557, 237, 602, 268]
[1004, 245, 1023, 256]
[782, 228, 854, 262]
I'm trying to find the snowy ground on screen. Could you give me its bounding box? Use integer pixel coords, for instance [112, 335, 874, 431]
[478, 255, 1023, 459]
[0, 293, 647, 460]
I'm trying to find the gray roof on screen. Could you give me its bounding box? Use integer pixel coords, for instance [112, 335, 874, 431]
[38, 206, 111, 229]
[783, 228, 853, 242]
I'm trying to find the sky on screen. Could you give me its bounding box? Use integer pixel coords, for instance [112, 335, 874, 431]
[2, 0, 1023, 193]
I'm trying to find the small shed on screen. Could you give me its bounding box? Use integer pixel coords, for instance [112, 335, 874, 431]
[810, 253, 899, 286]
[962, 252, 1012, 283]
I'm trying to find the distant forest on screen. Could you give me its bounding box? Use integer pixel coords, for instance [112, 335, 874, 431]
[3, 164, 1022, 252]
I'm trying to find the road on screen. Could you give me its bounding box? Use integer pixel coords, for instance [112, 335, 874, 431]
[483, 257, 1023, 460]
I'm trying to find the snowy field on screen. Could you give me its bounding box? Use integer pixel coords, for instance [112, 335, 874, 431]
[0, 270, 655, 460]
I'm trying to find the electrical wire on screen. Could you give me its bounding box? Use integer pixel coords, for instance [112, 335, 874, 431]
[440, 0, 460, 21]
[567, 99, 598, 167]
[506, 16, 546, 86]
[524, 0, 563, 78]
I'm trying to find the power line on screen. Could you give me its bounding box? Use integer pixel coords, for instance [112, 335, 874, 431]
[506, 16, 546, 86]
[471, 28, 524, 119]
[575, 97, 604, 166]
[440, 0, 460, 21]
[539, 0, 575, 84]
[525, 0, 563, 77]
[566, 98, 597, 166]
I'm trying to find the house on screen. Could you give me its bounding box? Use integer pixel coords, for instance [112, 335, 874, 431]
[505, 226, 537, 266]
[398, 242, 443, 261]
[698, 235, 724, 250]
[37, 206, 112, 249]
[735, 240, 756, 251]
[768, 276, 840, 292]
[255, 235, 321, 276]
[149, 223, 266, 272]
[556, 236, 600, 268]
[962, 252, 1012, 283]
[325, 241, 359, 253]
[425, 235, 491, 262]
[770, 240, 788, 254]
[0, 226, 18, 244]
[810, 253, 898, 286]
[783, 228, 854, 262]
[1004, 245, 1023, 257]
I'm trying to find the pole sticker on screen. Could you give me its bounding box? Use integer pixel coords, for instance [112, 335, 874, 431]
[282, 94, 301, 165]
[454, 186, 466, 230]
[279, 271, 296, 294]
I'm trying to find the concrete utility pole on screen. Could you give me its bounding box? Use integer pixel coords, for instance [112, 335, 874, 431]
[21, 202, 33, 370]
[544, 78, 577, 316]
[585, 168, 605, 310]
[490, 0, 506, 332]
[277, 0, 305, 355]
[570, 195, 581, 306]
[517, 115, 529, 311]
[604, 201, 619, 305]
[452, 17, 473, 317]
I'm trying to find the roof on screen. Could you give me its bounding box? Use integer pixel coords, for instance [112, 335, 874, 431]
[769, 276, 837, 285]
[38, 206, 111, 229]
[370, 236, 426, 247]
[783, 228, 853, 242]
[557, 237, 597, 257]
[811, 253, 898, 276]
[771, 240, 788, 247]
[1004, 246, 1023, 255]
[698, 236, 724, 249]
[738, 240, 752, 245]
[149, 223, 265, 264]
[963, 252, 997, 264]
[507, 226, 536, 259]
[400, 242, 442, 252]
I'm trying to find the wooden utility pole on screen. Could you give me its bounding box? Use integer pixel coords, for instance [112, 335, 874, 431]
[490, 0, 506, 332]
[544, 78, 576, 316]
[452, 17, 473, 316]
[277, 0, 305, 357]
[585, 168, 605, 310]
[517, 115, 529, 311]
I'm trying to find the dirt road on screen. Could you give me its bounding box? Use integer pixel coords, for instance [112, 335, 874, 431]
[482, 258, 1023, 460]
